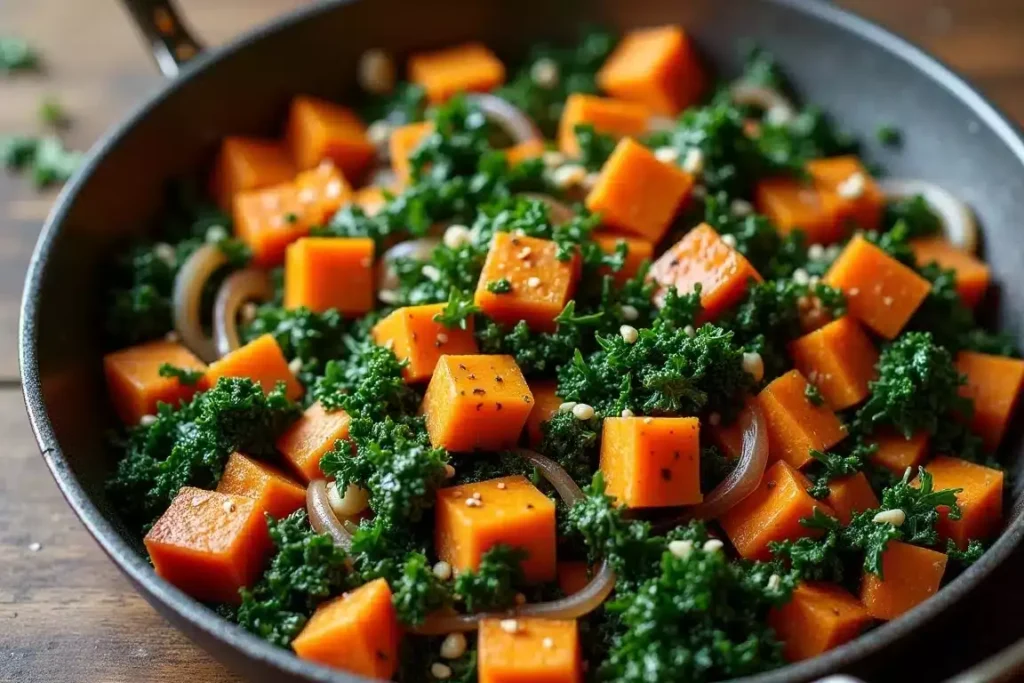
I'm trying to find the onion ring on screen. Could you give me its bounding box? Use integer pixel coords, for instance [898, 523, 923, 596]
[465, 93, 542, 145]
[306, 479, 353, 551]
[377, 237, 442, 292]
[212, 269, 273, 358]
[172, 244, 227, 362]
[512, 449, 584, 505]
[518, 193, 576, 226]
[879, 179, 979, 253]
[729, 82, 797, 124]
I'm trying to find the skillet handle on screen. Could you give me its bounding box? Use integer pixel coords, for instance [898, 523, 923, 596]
[118, 0, 204, 79]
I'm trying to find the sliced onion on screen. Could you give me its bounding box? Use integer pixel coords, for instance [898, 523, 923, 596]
[213, 269, 272, 358]
[172, 244, 227, 362]
[512, 449, 584, 505]
[465, 93, 542, 145]
[729, 81, 797, 125]
[879, 179, 978, 253]
[377, 237, 442, 292]
[518, 192, 575, 226]
[307, 479, 353, 551]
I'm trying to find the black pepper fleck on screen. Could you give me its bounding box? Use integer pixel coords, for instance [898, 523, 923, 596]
[660, 468, 672, 481]
[472, 388, 486, 395]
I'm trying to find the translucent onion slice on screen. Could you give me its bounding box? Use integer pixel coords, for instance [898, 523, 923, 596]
[465, 93, 542, 145]
[213, 269, 272, 358]
[518, 192, 576, 226]
[172, 244, 227, 363]
[307, 479, 353, 551]
[512, 449, 584, 505]
[377, 237, 442, 292]
[879, 178, 979, 253]
[729, 81, 797, 124]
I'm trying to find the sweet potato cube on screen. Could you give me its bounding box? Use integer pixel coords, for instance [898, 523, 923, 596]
[209, 136, 296, 211]
[556, 562, 591, 596]
[474, 232, 579, 333]
[216, 452, 306, 521]
[409, 42, 505, 104]
[505, 139, 546, 165]
[755, 177, 844, 244]
[826, 472, 880, 525]
[478, 617, 582, 683]
[650, 223, 763, 322]
[372, 303, 479, 383]
[824, 235, 931, 339]
[910, 237, 990, 308]
[389, 121, 434, 185]
[860, 540, 947, 620]
[756, 369, 847, 469]
[524, 380, 562, 446]
[596, 25, 704, 116]
[720, 460, 836, 560]
[869, 430, 929, 476]
[807, 156, 884, 232]
[788, 316, 878, 410]
[585, 137, 693, 242]
[422, 354, 534, 451]
[557, 94, 651, 157]
[204, 333, 303, 401]
[292, 578, 400, 679]
[593, 232, 654, 284]
[286, 95, 375, 181]
[956, 350, 1024, 450]
[599, 416, 702, 508]
[284, 237, 375, 315]
[922, 456, 1003, 549]
[275, 402, 351, 483]
[768, 581, 872, 662]
[104, 340, 207, 425]
[435, 475, 556, 582]
[144, 487, 271, 604]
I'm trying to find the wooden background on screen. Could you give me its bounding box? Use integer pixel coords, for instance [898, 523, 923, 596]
[1, 1, 1023, 681]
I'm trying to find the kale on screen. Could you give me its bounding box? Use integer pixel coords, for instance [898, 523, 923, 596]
[312, 334, 417, 417]
[805, 441, 876, 500]
[390, 551, 452, 626]
[876, 125, 902, 147]
[740, 45, 791, 94]
[883, 195, 939, 237]
[574, 123, 617, 171]
[234, 511, 347, 647]
[39, 97, 69, 129]
[411, 95, 494, 182]
[157, 363, 203, 386]
[804, 382, 825, 407]
[362, 82, 428, 126]
[538, 409, 601, 485]
[0, 134, 82, 187]
[485, 278, 512, 294]
[241, 305, 351, 389]
[700, 444, 736, 493]
[453, 545, 527, 613]
[947, 538, 986, 567]
[652, 286, 702, 332]
[0, 36, 39, 73]
[447, 450, 538, 487]
[432, 287, 480, 329]
[703, 192, 808, 279]
[756, 107, 857, 178]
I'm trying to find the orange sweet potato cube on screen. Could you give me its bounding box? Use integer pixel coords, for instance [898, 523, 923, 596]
[593, 232, 654, 284]
[286, 95, 375, 181]
[599, 416, 702, 508]
[209, 136, 296, 211]
[824, 235, 931, 339]
[204, 333, 303, 401]
[596, 25, 704, 116]
[756, 369, 847, 469]
[755, 177, 844, 244]
[585, 137, 693, 242]
[283, 237, 375, 316]
[826, 472, 880, 525]
[557, 94, 651, 158]
[478, 617, 582, 683]
[389, 121, 434, 185]
[922, 456, 1003, 549]
[556, 561, 591, 596]
[860, 540, 947, 620]
[524, 380, 562, 446]
[768, 582, 872, 662]
[104, 340, 207, 425]
[788, 316, 879, 411]
[435, 475, 556, 582]
[292, 578, 400, 679]
[910, 237, 990, 308]
[807, 156, 884, 232]
[869, 430, 929, 476]
[474, 232, 579, 333]
[143, 487, 271, 604]
[275, 402, 351, 483]
[956, 350, 1024, 450]
[216, 452, 306, 521]
[422, 354, 534, 451]
[409, 42, 505, 104]
[371, 303, 480, 383]
[650, 223, 763, 322]
[505, 139, 546, 165]
[720, 460, 836, 561]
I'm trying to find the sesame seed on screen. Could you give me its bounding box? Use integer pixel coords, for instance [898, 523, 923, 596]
[297, 188, 316, 204]
[499, 619, 520, 634]
[497, 482, 507, 490]
[620, 304, 640, 321]
[767, 574, 781, 591]
[654, 146, 679, 164]
[440, 632, 467, 660]
[643, 417, 653, 425]
[708, 412, 721, 426]
[668, 539, 694, 559]
[139, 414, 158, 427]
[422, 265, 442, 282]
[558, 401, 578, 413]
[703, 539, 725, 553]
[792, 268, 810, 285]
[619, 325, 639, 344]
[325, 179, 343, 199]
[530, 57, 560, 88]
[433, 561, 452, 580]
[436, 332, 449, 344]
[848, 287, 860, 296]
[807, 244, 826, 261]
[542, 151, 566, 168]
[621, 408, 635, 418]
[683, 325, 695, 338]
[873, 509, 907, 526]
[205, 225, 228, 244]
[288, 357, 303, 375]
[542, 637, 555, 649]
[572, 403, 596, 420]
[465, 498, 482, 508]
[527, 276, 542, 288]
[444, 464, 456, 479]
[443, 224, 471, 249]
[682, 148, 704, 175]
[431, 662, 453, 679]
[730, 199, 753, 216]
[472, 492, 482, 500]
[379, 289, 400, 304]
[517, 247, 532, 259]
[367, 120, 392, 147]
[721, 234, 738, 248]
[837, 172, 866, 199]
[552, 164, 587, 189]
[883, 296, 894, 306]
[153, 242, 176, 266]
[765, 105, 795, 125]
[742, 352, 765, 382]
[358, 48, 396, 95]
[222, 500, 236, 514]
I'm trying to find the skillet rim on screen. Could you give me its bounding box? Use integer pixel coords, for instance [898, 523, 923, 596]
[17, 0, 1024, 681]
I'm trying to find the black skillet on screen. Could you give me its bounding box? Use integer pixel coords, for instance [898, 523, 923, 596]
[18, 0, 1024, 681]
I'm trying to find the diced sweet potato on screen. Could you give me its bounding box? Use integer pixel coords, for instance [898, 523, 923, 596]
[755, 177, 844, 244]
[104, 340, 207, 425]
[556, 561, 591, 596]
[204, 334, 303, 401]
[478, 617, 582, 683]
[599, 416, 702, 508]
[286, 95, 375, 181]
[596, 25, 704, 116]
[275, 402, 351, 483]
[474, 232, 580, 333]
[768, 582, 872, 662]
[292, 578, 400, 679]
[956, 350, 1024, 450]
[422, 354, 534, 451]
[860, 540, 947, 620]
[409, 42, 505, 104]
[505, 139, 546, 165]
[389, 121, 434, 185]
[284, 237, 375, 315]
[720, 460, 836, 561]
[585, 137, 693, 242]
[826, 472, 880, 526]
[869, 430, 929, 476]
[922, 456, 1003, 549]
[807, 156, 884, 232]
[824, 235, 931, 339]
[435, 475, 556, 582]
[756, 369, 847, 469]
[209, 136, 296, 212]
[372, 302, 480, 384]
[788, 316, 878, 411]
[910, 237, 990, 308]
[144, 487, 271, 604]
[650, 223, 762, 322]
[216, 452, 306, 521]
[524, 380, 562, 446]
[557, 94, 651, 158]
[593, 232, 654, 284]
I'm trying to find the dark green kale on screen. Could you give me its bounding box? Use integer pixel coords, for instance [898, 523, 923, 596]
[883, 195, 938, 237]
[362, 82, 428, 126]
[0, 36, 39, 73]
[804, 382, 825, 407]
[700, 444, 736, 493]
[39, 97, 69, 129]
[0, 134, 82, 187]
[876, 125, 902, 147]
[241, 305, 351, 389]
[947, 538, 986, 567]
[453, 545, 527, 613]
[389, 551, 452, 626]
[447, 450, 538, 487]
[574, 123, 617, 171]
[739, 45, 792, 94]
[703, 192, 809, 279]
[805, 441, 876, 500]
[432, 287, 481, 329]
[538, 409, 601, 485]
[312, 332, 417, 417]
[756, 107, 858, 177]
[157, 362, 203, 386]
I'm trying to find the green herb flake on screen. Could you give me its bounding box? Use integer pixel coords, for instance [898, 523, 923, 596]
[486, 278, 513, 294]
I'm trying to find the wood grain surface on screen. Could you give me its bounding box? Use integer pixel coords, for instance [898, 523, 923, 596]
[1, 1, 1023, 682]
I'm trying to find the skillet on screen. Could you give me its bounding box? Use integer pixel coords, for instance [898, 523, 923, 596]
[18, 0, 1024, 681]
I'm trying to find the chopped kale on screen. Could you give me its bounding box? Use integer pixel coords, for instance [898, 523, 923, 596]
[485, 278, 513, 294]
[241, 305, 351, 389]
[453, 545, 527, 613]
[432, 287, 481, 330]
[157, 362, 203, 386]
[573, 123, 617, 171]
[0, 36, 39, 73]
[804, 382, 825, 406]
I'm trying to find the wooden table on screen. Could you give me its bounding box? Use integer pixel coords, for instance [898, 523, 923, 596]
[1, 1, 1023, 681]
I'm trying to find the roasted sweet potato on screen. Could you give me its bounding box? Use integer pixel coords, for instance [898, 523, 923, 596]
[599, 416, 701, 508]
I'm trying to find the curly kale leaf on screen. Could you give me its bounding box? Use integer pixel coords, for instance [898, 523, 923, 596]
[454, 545, 527, 613]
[538, 409, 601, 485]
[241, 305, 350, 388]
[157, 363, 203, 386]
[432, 287, 480, 330]
[312, 334, 418, 418]
[574, 123, 617, 171]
